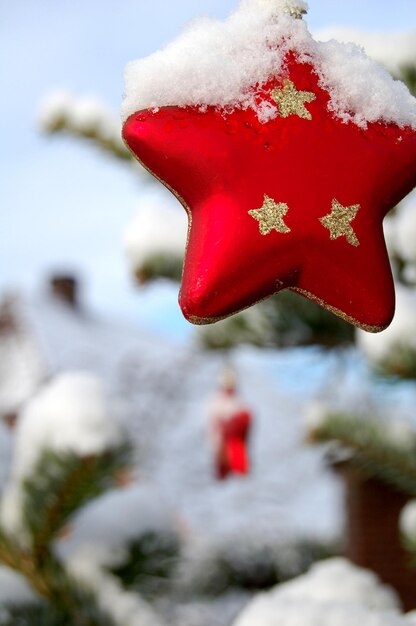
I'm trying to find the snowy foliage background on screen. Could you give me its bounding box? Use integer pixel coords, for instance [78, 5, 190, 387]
[1, 1, 416, 625]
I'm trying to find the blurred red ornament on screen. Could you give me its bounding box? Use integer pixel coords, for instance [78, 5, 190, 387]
[123, 56, 416, 332]
[207, 370, 252, 481]
[220, 410, 251, 478]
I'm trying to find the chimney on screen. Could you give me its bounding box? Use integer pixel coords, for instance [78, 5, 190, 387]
[50, 274, 79, 309]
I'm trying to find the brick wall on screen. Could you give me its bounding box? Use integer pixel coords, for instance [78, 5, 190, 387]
[340, 466, 416, 610]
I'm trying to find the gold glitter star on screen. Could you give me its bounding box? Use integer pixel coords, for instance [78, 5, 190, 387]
[249, 194, 291, 236]
[319, 199, 361, 247]
[271, 79, 316, 120]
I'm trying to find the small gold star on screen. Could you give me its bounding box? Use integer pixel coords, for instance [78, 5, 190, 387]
[271, 79, 316, 120]
[320, 199, 361, 247]
[249, 194, 291, 236]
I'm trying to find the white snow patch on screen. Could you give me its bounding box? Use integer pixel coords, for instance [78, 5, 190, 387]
[235, 598, 406, 626]
[208, 389, 249, 424]
[400, 500, 416, 540]
[0, 566, 37, 605]
[1, 372, 122, 539]
[66, 548, 165, 626]
[383, 418, 416, 450]
[122, 0, 416, 129]
[315, 28, 416, 78]
[39, 90, 124, 146]
[124, 188, 187, 272]
[0, 297, 46, 416]
[57, 483, 177, 568]
[233, 558, 403, 626]
[267, 558, 400, 610]
[357, 285, 416, 364]
[303, 400, 331, 433]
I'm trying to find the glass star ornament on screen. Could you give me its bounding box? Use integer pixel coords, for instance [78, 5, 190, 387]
[122, 0, 416, 332]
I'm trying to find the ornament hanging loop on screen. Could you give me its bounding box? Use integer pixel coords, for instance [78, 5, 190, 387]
[283, 2, 308, 19]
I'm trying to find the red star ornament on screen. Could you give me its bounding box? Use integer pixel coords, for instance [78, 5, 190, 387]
[123, 57, 416, 332]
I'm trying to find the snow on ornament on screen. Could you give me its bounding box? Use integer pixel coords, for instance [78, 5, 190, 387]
[122, 0, 416, 331]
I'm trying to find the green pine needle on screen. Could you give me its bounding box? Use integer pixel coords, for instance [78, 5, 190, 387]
[21, 444, 131, 561]
[310, 413, 416, 496]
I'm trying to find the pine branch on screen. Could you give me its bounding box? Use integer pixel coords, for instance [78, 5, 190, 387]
[376, 344, 416, 380]
[396, 64, 416, 96]
[309, 413, 416, 495]
[110, 531, 179, 595]
[134, 253, 183, 285]
[267, 291, 354, 348]
[22, 444, 132, 563]
[0, 526, 116, 626]
[45, 564, 117, 626]
[0, 528, 30, 578]
[0, 603, 72, 626]
[198, 291, 354, 351]
[42, 116, 133, 163]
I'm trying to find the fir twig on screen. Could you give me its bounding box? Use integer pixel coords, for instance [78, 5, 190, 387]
[310, 413, 416, 496]
[42, 117, 133, 163]
[0, 525, 116, 626]
[110, 531, 179, 594]
[22, 445, 131, 562]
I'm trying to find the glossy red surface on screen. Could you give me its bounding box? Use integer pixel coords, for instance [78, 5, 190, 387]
[123, 58, 416, 331]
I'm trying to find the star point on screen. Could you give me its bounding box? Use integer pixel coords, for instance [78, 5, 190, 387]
[248, 195, 291, 236]
[320, 199, 361, 247]
[271, 79, 316, 120]
[123, 58, 416, 332]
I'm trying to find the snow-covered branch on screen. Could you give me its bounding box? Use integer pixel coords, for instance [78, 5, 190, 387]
[38, 91, 133, 162]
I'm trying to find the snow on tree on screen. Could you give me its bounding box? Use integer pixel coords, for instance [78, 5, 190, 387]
[0, 295, 46, 420]
[232, 558, 408, 626]
[314, 28, 416, 84]
[38, 91, 133, 163]
[124, 188, 187, 284]
[0, 372, 182, 626]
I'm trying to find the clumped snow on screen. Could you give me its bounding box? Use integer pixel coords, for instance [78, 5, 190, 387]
[57, 483, 178, 569]
[400, 500, 416, 540]
[66, 547, 165, 626]
[233, 558, 404, 626]
[39, 90, 125, 148]
[1, 372, 123, 539]
[265, 558, 400, 609]
[124, 188, 187, 273]
[236, 599, 408, 626]
[303, 400, 332, 433]
[122, 0, 416, 129]
[315, 27, 416, 78]
[383, 418, 416, 450]
[0, 566, 37, 605]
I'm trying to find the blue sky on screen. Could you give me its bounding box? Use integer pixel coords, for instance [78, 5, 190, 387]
[1, 0, 415, 337]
